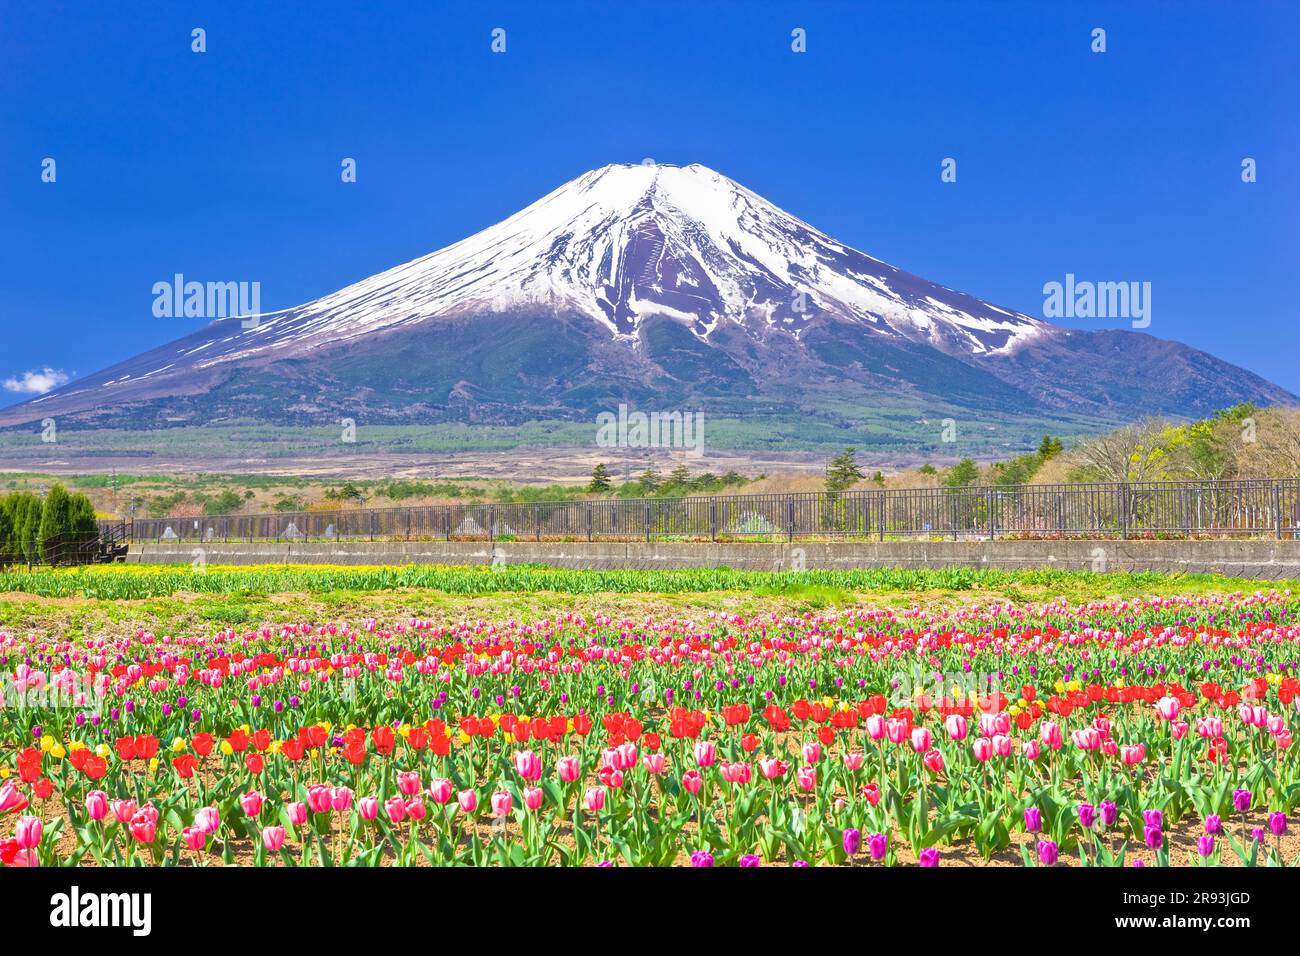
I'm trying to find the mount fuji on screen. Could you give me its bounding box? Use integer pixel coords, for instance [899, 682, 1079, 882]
[2, 163, 1292, 441]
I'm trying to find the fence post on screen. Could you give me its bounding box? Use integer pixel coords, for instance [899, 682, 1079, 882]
[786, 496, 794, 542]
[535, 506, 541, 542]
[878, 494, 885, 542]
[644, 503, 651, 543]
[987, 489, 996, 540]
[405, 509, 411, 540]
[488, 508, 494, 543]
[587, 502, 593, 542]
[1275, 482, 1284, 540]
[1119, 484, 1129, 538]
[370, 511, 376, 542]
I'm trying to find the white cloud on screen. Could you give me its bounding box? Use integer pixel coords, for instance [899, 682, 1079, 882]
[2, 367, 72, 395]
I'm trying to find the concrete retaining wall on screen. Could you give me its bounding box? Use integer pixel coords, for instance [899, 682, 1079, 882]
[126, 539, 1300, 578]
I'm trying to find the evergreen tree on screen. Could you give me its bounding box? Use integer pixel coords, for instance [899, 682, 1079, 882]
[637, 461, 661, 494]
[825, 448, 866, 493]
[38, 483, 73, 560]
[1037, 435, 1064, 460]
[943, 458, 981, 487]
[69, 492, 98, 535]
[0, 496, 14, 563]
[586, 463, 613, 494]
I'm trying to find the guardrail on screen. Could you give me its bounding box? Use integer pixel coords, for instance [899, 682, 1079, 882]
[127, 478, 1300, 544]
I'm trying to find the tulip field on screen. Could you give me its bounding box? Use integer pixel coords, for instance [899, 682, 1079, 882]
[3, 571, 1300, 868]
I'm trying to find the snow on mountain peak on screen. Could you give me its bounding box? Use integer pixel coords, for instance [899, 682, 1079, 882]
[175, 163, 1047, 372]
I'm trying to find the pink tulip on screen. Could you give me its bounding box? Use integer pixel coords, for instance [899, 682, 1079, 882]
[694, 741, 716, 767]
[1171, 720, 1189, 740]
[585, 787, 606, 811]
[286, 802, 308, 826]
[910, 727, 932, 753]
[262, 826, 286, 851]
[643, 753, 667, 774]
[182, 826, 206, 851]
[1197, 716, 1224, 738]
[385, 796, 407, 823]
[85, 791, 108, 822]
[796, 766, 817, 791]
[1072, 728, 1101, 751]
[1120, 743, 1146, 765]
[865, 715, 886, 740]
[944, 714, 968, 741]
[0, 782, 29, 814]
[358, 796, 379, 821]
[194, 806, 220, 835]
[971, 737, 993, 761]
[405, 798, 427, 822]
[886, 718, 908, 744]
[1021, 739, 1041, 760]
[513, 750, 542, 781]
[923, 748, 944, 773]
[15, 815, 41, 850]
[1155, 697, 1180, 721]
[523, 786, 544, 811]
[331, 787, 353, 812]
[1040, 721, 1063, 750]
[615, 743, 638, 771]
[843, 750, 865, 770]
[760, 757, 787, 779]
[397, 770, 422, 796]
[802, 741, 822, 763]
[307, 785, 333, 814]
[129, 810, 156, 844]
[681, 770, 704, 795]
[240, 791, 264, 817]
[992, 734, 1013, 758]
[429, 778, 453, 804]
[557, 755, 581, 783]
[490, 790, 513, 817]
[111, 798, 137, 823]
[457, 789, 477, 813]
[1267, 715, 1287, 736]
[720, 761, 751, 784]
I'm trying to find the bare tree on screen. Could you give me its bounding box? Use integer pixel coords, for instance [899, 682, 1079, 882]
[1068, 418, 1175, 483]
[1238, 407, 1300, 479]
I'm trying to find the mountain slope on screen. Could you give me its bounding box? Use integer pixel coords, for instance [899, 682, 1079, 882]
[2, 163, 1293, 436]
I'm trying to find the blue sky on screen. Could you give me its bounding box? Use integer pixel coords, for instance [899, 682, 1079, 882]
[2, 0, 1296, 406]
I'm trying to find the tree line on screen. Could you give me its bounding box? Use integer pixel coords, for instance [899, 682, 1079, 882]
[0, 484, 99, 565]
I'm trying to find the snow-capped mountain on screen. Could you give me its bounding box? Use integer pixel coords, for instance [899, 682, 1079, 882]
[1, 163, 1292, 438]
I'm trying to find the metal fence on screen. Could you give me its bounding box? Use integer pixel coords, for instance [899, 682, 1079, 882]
[127, 478, 1300, 544]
